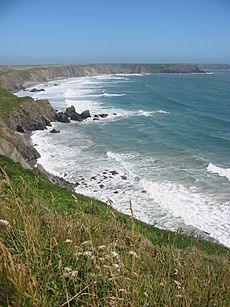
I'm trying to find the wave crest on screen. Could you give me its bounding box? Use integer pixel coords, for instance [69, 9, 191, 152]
[207, 163, 230, 181]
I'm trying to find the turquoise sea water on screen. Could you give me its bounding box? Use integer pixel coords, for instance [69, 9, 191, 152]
[17, 70, 230, 247]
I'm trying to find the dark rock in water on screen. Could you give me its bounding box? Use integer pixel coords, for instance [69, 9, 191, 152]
[103, 171, 107, 174]
[75, 182, 80, 187]
[114, 191, 118, 194]
[110, 170, 118, 176]
[121, 175, 127, 180]
[30, 88, 45, 92]
[16, 125, 24, 133]
[64, 173, 67, 177]
[142, 190, 147, 193]
[94, 114, 99, 118]
[99, 184, 104, 188]
[70, 112, 82, 121]
[93, 118, 99, 121]
[99, 113, 108, 118]
[113, 113, 117, 116]
[50, 128, 60, 133]
[80, 110, 91, 120]
[103, 176, 107, 179]
[91, 176, 97, 180]
[54, 83, 58, 86]
[65, 105, 76, 118]
[56, 112, 70, 123]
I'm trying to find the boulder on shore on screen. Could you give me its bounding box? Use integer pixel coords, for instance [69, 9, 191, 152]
[30, 88, 45, 92]
[65, 105, 76, 118]
[50, 128, 60, 133]
[99, 113, 108, 118]
[80, 110, 91, 120]
[70, 112, 82, 121]
[56, 112, 70, 123]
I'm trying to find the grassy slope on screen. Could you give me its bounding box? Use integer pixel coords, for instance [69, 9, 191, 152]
[0, 155, 229, 306]
[0, 86, 33, 114]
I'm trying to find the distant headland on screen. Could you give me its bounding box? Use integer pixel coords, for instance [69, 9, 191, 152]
[0, 63, 207, 91]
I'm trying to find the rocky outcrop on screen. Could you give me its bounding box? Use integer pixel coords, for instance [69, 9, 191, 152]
[0, 118, 40, 168]
[56, 112, 70, 123]
[70, 113, 82, 121]
[65, 105, 76, 118]
[50, 128, 60, 133]
[0, 96, 57, 168]
[80, 110, 91, 120]
[62, 105, 91, 122]
[1, 99, 56, 132]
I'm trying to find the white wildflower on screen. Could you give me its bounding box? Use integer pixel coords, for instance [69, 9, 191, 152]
[64, 267, 72, 272]
[81, 240, 92, 245]
[0, 219, 11, 229]
[113, 264, 121, 270]
[110, 251, 119, 258]
[98, 245, 106, 250]
[99, 257, 105, 262]
[83, 251, 93, 257]
[63, 267, 78, 278]
[128, 251, 139, 258]
[65, 239, 73, 244]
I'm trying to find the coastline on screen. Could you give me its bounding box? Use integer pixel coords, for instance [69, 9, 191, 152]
[18, 74, 228, 248]
[4, 67, 230, 248]
[1, 69, 230, 304]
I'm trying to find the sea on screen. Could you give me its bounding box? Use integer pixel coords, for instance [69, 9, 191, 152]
[17, 69, 230, 247]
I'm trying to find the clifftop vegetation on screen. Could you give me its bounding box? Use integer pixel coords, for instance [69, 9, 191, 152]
[0, 155, 229, 306]
[0, 86, 33, 114]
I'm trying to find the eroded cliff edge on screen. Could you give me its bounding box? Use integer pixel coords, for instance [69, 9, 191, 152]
[0, 92, 56, 168]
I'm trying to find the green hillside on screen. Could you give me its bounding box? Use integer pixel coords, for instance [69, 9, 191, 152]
[0, 155, 229, 306]
[0, 86, 33, 114]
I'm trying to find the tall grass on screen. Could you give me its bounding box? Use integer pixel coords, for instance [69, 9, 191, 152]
[0, 157, 229, 306]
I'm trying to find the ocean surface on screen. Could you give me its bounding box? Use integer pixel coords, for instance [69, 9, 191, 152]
[17, 70, 230, 247]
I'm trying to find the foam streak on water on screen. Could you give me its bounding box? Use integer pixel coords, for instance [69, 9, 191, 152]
[17, 71, 230, 247]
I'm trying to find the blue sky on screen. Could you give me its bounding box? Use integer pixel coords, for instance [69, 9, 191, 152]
[0, 0, 230, 64]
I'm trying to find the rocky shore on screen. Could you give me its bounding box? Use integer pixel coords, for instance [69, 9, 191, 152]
[0, 84, 114, 191]
[0, 63, 206, 189]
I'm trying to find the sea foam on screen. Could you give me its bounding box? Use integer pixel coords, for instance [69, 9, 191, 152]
[207, 163, 230, 181]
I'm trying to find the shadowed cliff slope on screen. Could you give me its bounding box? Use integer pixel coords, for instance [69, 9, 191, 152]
[0, 86, 56, 167]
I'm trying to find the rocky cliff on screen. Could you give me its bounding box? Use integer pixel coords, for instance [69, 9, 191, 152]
[0, 118, 39, 168]
[1, 99, 56, 131]
[0, 94, 57, 168]
[0, 64, 204, 90]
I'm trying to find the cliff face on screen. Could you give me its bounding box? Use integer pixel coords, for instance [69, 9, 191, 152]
[0, 64, 204, 90]
[0, 118, 39, 168]
[0, 97, 57, 168]
[1, 99, 56, 131]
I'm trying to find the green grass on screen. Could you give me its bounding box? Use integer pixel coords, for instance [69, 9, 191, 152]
[0, 86, 33, 114]
[0, 155, 229, 306]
